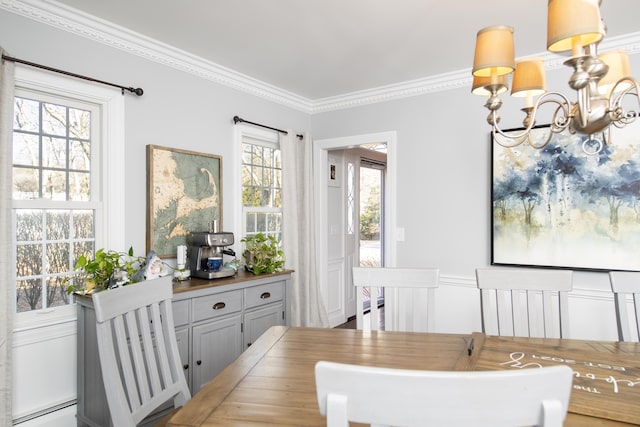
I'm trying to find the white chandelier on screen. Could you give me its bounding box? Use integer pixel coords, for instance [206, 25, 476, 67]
[472, 0, 639, 154]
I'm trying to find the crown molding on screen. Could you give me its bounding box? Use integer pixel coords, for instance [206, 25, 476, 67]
[3, 0, 640, 115]
[312, 70, 472, 114]
[316, 32, 640, 114]
[0, 0, 314, 113]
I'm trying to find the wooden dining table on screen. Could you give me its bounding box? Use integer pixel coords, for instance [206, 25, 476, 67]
[167, 326, 640, 427]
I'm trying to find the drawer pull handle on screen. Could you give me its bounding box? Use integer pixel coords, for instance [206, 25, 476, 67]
[212, 302, 226, 310]
[196, 360, 202, 366]
[183, 364, 189, 370]
[260, 292, 271, 299]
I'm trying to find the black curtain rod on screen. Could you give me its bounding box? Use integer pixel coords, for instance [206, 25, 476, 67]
[2, 54, 144, 96]
[233, 115, 303, 140]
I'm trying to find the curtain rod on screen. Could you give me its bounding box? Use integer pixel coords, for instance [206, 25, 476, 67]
[233, 115, 303, 140]
[2, 54, 144, 96]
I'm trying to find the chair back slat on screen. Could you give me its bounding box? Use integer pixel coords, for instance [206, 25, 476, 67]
[112, 315, 142, 413]
[92, 276, 191, 426]
[151, 302, 175, 392]
[609, 271, 640, 342]
[135, 306, 159, 399]
[315, 361, 573, 427]
[352, 267, 439, 332]
[476, 268, 572, 338]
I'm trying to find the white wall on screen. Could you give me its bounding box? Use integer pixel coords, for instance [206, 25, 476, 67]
[0, 8, 310, 424]
[311, 51, 640, 342]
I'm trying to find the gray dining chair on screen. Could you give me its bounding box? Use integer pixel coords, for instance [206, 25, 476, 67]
[92, 276, 190, 426]
[476, 267, 573, 338]
[608, 271, 640, 342]
[315, 360, 573, 427]
[352, 267, 439, 332]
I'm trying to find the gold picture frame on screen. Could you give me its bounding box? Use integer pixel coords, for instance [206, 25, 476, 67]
[146, 145, 222, 258]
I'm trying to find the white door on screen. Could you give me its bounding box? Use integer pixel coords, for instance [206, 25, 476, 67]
[343, 150, 359, 320]
[314, 133, 396, 327]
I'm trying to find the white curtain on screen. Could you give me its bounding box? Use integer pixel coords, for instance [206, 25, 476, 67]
[0, 48, 15, 426]
[281, 131, 329, 327]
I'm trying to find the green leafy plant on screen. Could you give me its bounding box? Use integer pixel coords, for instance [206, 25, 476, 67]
[241, 233, 284, 275]
[67, 247, 145, 294]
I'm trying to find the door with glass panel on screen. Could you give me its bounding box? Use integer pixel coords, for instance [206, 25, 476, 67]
[359, 158, 385, 315]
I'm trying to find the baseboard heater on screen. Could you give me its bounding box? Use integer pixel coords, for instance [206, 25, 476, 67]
[12, 400, 76, 425]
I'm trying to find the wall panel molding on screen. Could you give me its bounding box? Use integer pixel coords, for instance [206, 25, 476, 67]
[439, 274, 614, 303]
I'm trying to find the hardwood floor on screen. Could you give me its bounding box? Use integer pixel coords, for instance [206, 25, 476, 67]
[335, 316, 356, 329]
[334, 306, 385, 329]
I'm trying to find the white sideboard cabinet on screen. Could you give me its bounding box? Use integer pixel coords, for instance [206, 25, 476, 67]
[76, 270, 291, 426]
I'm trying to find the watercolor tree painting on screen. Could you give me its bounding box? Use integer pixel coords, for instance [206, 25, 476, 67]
[492, 125, 640, 271]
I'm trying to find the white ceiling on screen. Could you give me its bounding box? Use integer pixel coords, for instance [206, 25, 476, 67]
[40, 0, 640, 100]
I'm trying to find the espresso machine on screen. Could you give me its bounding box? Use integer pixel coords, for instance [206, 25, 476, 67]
[188, 231, 237, 279]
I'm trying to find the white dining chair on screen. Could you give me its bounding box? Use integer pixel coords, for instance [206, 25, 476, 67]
[92, 276, 191, 426]
[608, 271, 640, 342]
[475, 267, 573, 338]
[352, 267, 439, 332]
[315, 361, 573, 427]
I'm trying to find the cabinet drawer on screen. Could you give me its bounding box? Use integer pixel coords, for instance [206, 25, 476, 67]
[245, 281, 284, 309]
[172, 299, 190, 327]
[192, 290, 242, 322]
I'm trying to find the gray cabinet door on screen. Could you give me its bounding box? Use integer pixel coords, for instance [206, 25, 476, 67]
[175, 327, 191, 391]
[191, 315, 242, 392]
[243, 303, 285, 349]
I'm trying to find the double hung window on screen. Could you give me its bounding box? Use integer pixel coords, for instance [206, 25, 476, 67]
[9, 66, 124, 325]
[241, 132, 282, 241]
[12, 89, 99, 313]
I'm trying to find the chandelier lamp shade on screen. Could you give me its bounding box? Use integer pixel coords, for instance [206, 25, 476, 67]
[472, 0, 640, 154]
[471, 74, 509, 97]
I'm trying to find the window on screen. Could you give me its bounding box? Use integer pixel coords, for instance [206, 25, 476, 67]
[10, 67, 124, 325]
[12, 90, 99, 313]
[241, 132, 282, 241]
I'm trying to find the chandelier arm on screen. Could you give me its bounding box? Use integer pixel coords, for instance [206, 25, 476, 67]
[609, 78, 640, 125]
[491, 109, 538, 141]
[527, 125, 554, 149]
[492, 126, 529, 148]
[526, 102, 572, 150]
[536, 92, 573, 133]
[611, 78, 639, 103]
[490, 91, 573, 149]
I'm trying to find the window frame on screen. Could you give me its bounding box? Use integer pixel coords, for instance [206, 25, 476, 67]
[13, 90, 100, 315]
[235, 125, 282, 245]
[12, 66, 125, 330]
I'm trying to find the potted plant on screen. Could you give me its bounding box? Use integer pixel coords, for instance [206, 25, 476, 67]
[241, 233, 284, 275]
[67, 247, 145, 294]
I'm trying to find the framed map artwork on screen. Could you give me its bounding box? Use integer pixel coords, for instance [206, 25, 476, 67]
[146, 145, 222, 258]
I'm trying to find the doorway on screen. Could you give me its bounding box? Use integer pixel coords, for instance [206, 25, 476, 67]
[313, 132, 397, 327]
[358, 154, 386, 313]
[359, 157, 385, 268]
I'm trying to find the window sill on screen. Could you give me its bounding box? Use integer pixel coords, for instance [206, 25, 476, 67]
[13, 304, 77, 345]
